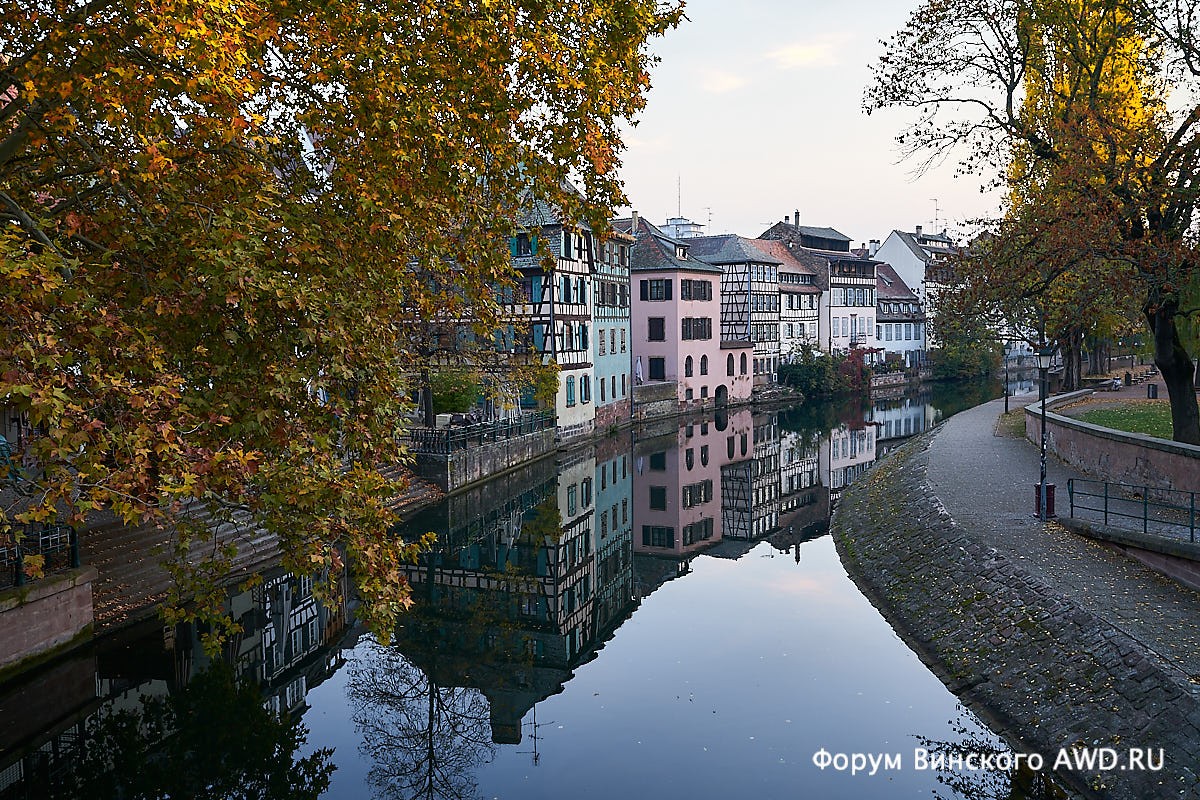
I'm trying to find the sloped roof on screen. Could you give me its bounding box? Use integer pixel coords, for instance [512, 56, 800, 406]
[876, 262, 918, 300]
[683, 234, 782, 266]
[627, 218, 722, 274]
[892, 230, 933, 264]
[752, 240, 822, 295]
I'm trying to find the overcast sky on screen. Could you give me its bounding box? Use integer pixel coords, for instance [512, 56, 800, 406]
[616, 0, 1004, 246]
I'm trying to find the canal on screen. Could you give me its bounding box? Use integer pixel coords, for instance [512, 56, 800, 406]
[2, 383, 1056, 800]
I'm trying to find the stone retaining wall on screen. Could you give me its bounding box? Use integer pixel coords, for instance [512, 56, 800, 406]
[414, 429, 556, 493]
[832, 435, 1200, 800]
[1027, 392, 1200, 492]
[0, 567, 97, 677]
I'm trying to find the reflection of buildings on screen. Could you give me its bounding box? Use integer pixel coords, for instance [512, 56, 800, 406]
[775, 427, 830, 547]
[871, 395, 933, 457]
[394, 443, 638, 745]
[821, 422, 877, 504]
[0, 568, 352, 798]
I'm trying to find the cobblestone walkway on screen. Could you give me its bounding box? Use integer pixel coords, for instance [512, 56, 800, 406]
[833, 394, 1200, 800]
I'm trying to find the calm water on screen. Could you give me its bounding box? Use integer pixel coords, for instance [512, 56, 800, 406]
[3, 382, 1057, 800]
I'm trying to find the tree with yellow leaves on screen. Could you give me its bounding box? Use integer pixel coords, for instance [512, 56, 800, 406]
[868, 0, 1200, 443]
[0, 0, 683, 641]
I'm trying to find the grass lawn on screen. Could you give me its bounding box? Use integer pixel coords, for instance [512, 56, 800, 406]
[1075, 403, 1174, 439]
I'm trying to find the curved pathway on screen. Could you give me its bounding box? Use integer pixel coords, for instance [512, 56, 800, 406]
[833, 394, 1200, 800]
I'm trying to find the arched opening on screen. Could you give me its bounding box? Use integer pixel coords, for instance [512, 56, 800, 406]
[740, 352, 748, 375]
[685, 356, 694, 377]
[700, 355, 708, 375]
[727, 353, 735, 376]
[715, 384, 729, 408]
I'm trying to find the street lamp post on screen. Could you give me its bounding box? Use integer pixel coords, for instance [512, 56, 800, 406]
[1036, 346, 1055, 520]
[1003, 342, 1011, 414]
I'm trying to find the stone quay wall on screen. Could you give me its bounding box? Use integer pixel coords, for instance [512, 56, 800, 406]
[1027, 392, 1200, 493]
[0, 567, 97, 678]
[832, 435, 1200, 800]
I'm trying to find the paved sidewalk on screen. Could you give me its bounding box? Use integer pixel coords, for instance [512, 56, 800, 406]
[925, 393, 1200, 688]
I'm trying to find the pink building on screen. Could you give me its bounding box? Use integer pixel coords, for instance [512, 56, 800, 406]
[619, 216, 753, 413]
[632, 408, 754, 559]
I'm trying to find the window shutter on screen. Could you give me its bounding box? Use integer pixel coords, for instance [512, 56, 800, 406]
[640, 280, 649, 301]
[664, 280, 673, 300]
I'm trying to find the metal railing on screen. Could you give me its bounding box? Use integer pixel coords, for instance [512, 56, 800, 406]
[1067, 478, 1197, 543]
[400, 410, 556, 455]
[1, 523, 80, 591]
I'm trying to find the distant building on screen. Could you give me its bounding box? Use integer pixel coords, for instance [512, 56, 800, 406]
[875, 262, 927, 368]
[873, 226, 958, 345]
[660, 216, 706, 239]
[753, 239, 821, 362]
[620, 216, 753, 412]
[684, 235, 784, 387]
[758, 220, 881, 362]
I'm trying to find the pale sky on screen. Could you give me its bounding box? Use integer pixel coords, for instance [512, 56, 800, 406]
[616, 0, 1004, 246]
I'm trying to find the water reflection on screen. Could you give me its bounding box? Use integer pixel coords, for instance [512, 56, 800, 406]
[2, 386, 1042, 800]
[0, 566, 353, 799]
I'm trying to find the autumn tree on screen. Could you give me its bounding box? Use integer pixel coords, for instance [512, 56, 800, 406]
[867, 0, 1200, 443]
[0, 0, 683, 637]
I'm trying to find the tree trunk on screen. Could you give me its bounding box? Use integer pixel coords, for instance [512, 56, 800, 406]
[1058, 326, 1083, 391]
[1086, 336, 1109, 376]
[1146, 302, 1200, 445]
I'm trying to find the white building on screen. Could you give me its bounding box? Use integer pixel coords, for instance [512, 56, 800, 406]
[873, 226, 958, 345]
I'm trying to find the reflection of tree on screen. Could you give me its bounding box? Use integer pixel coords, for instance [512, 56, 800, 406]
[348, 638, 496, 800]
[47, 664, 334, 800]
[915, 705, 1060, 800]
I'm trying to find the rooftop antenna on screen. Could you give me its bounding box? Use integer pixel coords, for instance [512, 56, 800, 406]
[677, 174, 682, 217]
[931, 198, 940, 232]
[704, 206, 712, 231]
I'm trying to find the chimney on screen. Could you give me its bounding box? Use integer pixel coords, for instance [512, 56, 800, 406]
[915, 225, 922, 236]
[869, 239, 880, 256]
[631, 210, 639, 236]
[784, 214, 790, 226]
[794, 209, 800, 227]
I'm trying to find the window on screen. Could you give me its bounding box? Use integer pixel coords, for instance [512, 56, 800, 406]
[581, 478, 592, 507]
[740, 353, 748, 374]
[581, 374, 591, 403]
[598, 328, 606, 355]
[685, 356, 694, 377]
[567, 484, 577, 515]
[561, 229, 573, 258]
[640, 279, 672, 301]
[599, 377, 606, 401]
[642, 525, 674, 548]
[648, 317, 666, 341]
[621, 374, 626, 395]
[566, 376, 576, 406]
[649, 486, 667, 510]
[620, 329, 626, 352]
[700, 355, 708, 375]
[611, 328, 617, 353]
[727, 353, 735, 376]
[649, 452, 667, 471]
[561, 275, 572, 303]
[611, 375, 616, 399]
[700, 444, 709, 465]
[700, 385, 708, 398]
[649, 357, 665, 380]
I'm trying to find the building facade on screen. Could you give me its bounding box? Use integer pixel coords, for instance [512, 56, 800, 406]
[593, 227, 634, 430]
[685, 235, 783, 387]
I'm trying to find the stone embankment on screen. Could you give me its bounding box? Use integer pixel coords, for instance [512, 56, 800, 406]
[833, 427, 1200, 800]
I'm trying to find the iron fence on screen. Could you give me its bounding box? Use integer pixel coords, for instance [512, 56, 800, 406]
[400, 411, 556, 455]
[1067, 478, 1197, 543]
[1, 522, 80, 591]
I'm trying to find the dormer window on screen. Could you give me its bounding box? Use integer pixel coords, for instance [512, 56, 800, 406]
[675, 245, 687, 260]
